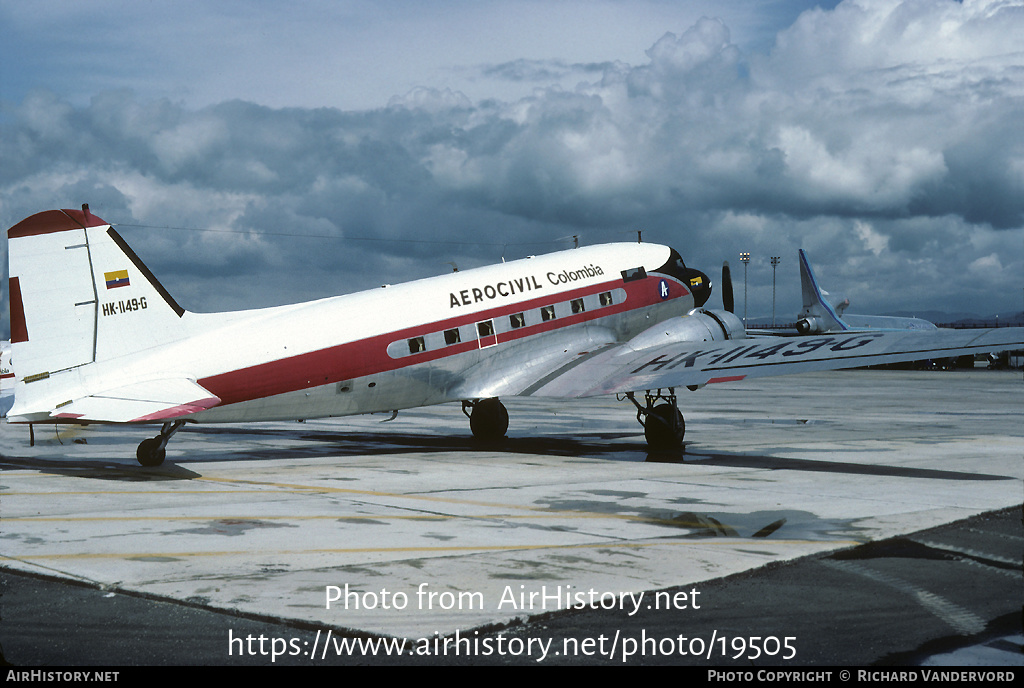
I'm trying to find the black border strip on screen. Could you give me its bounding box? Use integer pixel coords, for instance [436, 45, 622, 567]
[106, 227, 185, 318]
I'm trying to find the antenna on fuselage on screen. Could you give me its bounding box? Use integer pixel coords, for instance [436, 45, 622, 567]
[637, 230, 642, 243]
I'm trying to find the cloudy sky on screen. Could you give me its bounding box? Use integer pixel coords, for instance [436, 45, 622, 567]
[2, 0, 1023, 338]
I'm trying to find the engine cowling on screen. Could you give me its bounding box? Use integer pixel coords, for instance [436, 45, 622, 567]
[796, 316, 827, 335]
[627, 308, 746, 350]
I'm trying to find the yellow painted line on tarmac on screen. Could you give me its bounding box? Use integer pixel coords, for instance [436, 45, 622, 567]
[0, 513, 759, 529]
[4, 474, 648, 519]
[1, 470, 779, 533]
[2, 538, 859, 561]
[190, 475, 653, 515]
[2, 489, 287, 496]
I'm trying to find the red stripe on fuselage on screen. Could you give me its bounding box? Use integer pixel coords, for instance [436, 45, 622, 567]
[199, 275, 688, 407]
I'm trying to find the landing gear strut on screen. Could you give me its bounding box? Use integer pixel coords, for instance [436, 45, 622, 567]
[136, 420, 185, 467]
[625, 389, 685, 450]
[463, 398, 509, 442]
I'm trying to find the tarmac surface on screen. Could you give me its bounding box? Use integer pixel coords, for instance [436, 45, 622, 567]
[1, 369, 1021, 665]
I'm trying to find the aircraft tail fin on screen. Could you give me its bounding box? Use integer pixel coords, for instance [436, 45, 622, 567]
[796, 249, 849, 334]
[7, 206, 188, 384]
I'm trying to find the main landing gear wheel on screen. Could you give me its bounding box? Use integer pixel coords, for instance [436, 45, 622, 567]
[624, 389, 685, 451]
[644, 403, 685, 450]
[464, 398, 509, 442]
[136, 419, 186, 467]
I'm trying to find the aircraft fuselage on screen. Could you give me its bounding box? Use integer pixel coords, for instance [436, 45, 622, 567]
[187, 242, 705, 423]
[20, 241, 708, 424]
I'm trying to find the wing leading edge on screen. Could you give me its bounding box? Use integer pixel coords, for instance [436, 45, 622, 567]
[527, 326, 1024, 398]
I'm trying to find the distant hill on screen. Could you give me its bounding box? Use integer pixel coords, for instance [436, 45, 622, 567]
[744, 311, 1024, 329]
[882, 311, 1024, 328]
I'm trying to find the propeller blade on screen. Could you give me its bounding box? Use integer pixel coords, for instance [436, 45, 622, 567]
[722, 261, 735, 314]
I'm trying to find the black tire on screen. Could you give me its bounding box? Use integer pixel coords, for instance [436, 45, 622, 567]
[469, 398, 509, 441]
[137, 437, 166, 467]
[644, 403, 684, 450]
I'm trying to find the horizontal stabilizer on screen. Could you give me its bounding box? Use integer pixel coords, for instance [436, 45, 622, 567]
[51, 378, 220, 423]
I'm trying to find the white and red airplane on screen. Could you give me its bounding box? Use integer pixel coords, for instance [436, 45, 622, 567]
[6, 206, 1023, 465]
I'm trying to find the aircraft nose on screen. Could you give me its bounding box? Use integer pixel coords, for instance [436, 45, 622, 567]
[685, 268, 712, 307]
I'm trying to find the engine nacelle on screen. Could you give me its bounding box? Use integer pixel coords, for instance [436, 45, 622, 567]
[627, 308, 746, 350]
[796, 316, 827, 335]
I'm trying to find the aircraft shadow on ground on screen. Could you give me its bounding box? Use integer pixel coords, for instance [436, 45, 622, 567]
[187, 426, 1012, 482]
[2, 423, 1008, 483]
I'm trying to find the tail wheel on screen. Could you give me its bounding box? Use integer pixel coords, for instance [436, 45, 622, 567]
[137, 437, 166, 467]
[644, 403, 684, 450]
[136, 420, 183, 466]
[469, 398, 509, 441]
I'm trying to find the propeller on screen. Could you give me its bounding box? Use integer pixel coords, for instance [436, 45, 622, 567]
[721, 261, 735, 314]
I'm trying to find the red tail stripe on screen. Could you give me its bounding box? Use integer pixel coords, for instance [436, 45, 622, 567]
[8, 209, 108, 239]
[9, 277, 28, 343]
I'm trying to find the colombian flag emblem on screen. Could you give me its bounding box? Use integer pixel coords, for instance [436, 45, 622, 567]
[104, 270, 130, 289]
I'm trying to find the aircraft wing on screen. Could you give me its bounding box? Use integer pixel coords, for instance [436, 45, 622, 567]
[50, 378, 220, 423]
[527, 327, 1024, 398]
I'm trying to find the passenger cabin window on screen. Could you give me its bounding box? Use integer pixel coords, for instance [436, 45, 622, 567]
[599, 291, 613, 306]
[477, 320, 495, 337]
[444, 328, 461, 345]
[541, 305, 556, 321]
[408, 336, 426, 354]
[571, 298, 585, 314]
[621, 266, 647, 282]
[509, 313, 526, 329]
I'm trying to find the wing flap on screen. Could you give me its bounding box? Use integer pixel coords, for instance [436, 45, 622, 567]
[51, 378, 220, 422]
[529, 327, 1024, 398]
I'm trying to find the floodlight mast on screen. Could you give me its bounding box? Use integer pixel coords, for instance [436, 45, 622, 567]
[770, 256, 781, 327]
[740, 252, 750, 326]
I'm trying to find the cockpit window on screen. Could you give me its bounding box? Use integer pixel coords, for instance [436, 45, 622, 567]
[621, 267, 647, 282]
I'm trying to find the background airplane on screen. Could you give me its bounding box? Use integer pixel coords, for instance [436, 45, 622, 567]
[0, 340, 12, 417]
[792, 249, 938, 335]
[6, 206, 1023, 465]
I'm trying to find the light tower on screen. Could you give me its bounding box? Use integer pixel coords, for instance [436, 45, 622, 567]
[739, 252, 750, 326]
[770, 256, 781, 327]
